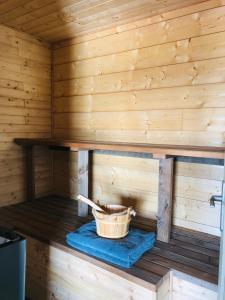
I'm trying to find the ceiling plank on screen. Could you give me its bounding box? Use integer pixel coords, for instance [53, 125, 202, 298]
[0, 0, 210, 42]
[38, 0, 208, 42]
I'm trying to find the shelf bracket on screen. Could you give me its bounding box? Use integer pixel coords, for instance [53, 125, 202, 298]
[156, 157, 174, 243]
[77, 150, 89, 217]
[25, 145, 35, 201]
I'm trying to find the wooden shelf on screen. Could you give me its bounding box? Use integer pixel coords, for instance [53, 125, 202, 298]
[14, 138, 225, 159]
[14, 138, 225, 243]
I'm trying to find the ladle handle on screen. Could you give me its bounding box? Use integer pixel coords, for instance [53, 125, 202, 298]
[77, 195, 104, 212]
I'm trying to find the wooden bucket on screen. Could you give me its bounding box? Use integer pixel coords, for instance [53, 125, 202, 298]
[92, 205, 133, 239]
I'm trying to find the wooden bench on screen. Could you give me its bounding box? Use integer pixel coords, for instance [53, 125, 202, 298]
[13, 138, 225, 298]
[0, 196, 219, 299]
[14, 138, 225, 243]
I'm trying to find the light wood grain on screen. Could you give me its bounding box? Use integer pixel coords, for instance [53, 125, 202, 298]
[53, 84, 225, 113]
[53, 0, 224, 48]
[0, 0, 207, 42]
[0, 24, 52, 207]
[52, 1, 225, 237]
[172, 271, 218, 299]
[53, 149, 223, 235]
[53, 5, 225, 63]
[54, 57, 225, 97]
[53, 31, 225, 81]
[26, 236, 156, 300]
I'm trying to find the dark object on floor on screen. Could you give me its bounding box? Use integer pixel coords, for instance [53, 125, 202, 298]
[0, 227, 26, 300]
[66, 220, 155, 268]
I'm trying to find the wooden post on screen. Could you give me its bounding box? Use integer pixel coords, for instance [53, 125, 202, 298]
[218, 155, 225, 300]
[26, 146, 35, 201]
[78, 150, 89, 217]
[156, 157, 174, 243]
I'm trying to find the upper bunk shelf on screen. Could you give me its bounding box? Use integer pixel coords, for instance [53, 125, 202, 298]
[14, 138, 225, 159]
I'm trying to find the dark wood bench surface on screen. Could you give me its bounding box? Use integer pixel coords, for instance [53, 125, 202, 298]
[0, 196, 219, 286]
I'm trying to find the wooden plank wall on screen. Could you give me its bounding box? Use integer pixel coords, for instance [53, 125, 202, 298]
[171, 271, 218, 300]
[0, 24, 52, 206]
[52, 0, 225, 236]
[26, 236, 156, 300]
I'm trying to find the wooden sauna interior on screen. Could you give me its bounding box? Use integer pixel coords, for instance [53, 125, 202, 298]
[0, 0, 225, 299]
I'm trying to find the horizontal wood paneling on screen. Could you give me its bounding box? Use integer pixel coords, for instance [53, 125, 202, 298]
[54, 57, 225, 97]
[53, 152, 223, 236]
[54, 31, 225, 80]
[0, 0, 206, 42]
[53, 0, 224, 48]
[0, 24, 52, 207]
[53, 4, 225, 63]
[54, 84, 225, 113]
[53, 1, 225, 236]
[54, 108, 225, 132]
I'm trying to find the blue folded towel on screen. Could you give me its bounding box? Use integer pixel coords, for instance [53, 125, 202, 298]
[66, 221, 155, 268]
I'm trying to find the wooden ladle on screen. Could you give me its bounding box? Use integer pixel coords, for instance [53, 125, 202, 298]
[77, 195, 106, 213]
[77, 195, 136, 217]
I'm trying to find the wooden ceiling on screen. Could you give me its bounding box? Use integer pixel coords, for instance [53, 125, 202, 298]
[0, 0, 207, 42]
